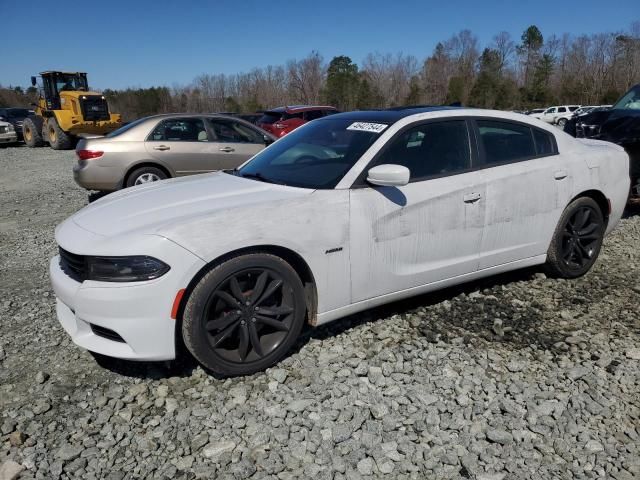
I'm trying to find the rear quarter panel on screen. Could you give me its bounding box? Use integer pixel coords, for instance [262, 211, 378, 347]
[564, 136, 630, 234]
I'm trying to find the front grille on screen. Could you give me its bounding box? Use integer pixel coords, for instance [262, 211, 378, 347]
[90, 324, 125, 343]
[59, 247, 87, 282]
[0, 126, 6, 134]
[80, 95, 110, 121]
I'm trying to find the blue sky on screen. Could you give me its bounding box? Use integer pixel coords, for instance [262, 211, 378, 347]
[1, 0, 638, 90]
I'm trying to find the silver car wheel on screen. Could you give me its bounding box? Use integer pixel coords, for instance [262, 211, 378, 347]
[134, 173, 161, 185]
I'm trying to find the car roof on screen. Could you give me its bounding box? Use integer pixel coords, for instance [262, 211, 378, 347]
[317, 106, 459, 124]
[266, 105, 338, 114]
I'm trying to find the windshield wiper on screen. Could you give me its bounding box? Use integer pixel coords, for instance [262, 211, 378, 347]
[239, 171, 283, 185]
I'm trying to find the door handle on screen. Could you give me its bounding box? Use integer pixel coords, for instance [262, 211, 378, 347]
[463, 192, 482, 203]
[554, 170, 568, 180]
[153, 145, 170, 151]
[219, 147, 235, 153]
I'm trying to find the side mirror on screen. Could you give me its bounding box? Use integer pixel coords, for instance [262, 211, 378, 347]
[31, 76, 37, 86]
[367, 164, 410, 187]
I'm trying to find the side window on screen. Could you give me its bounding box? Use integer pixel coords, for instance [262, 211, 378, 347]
[304, 110, 324, 121]
[375, 120, 471, 181]
[476, 120, 536, 165]
[149, 118, 208, 142]
[558, 107, 567, 113]
[568, 106, 579, 112]
[533, 128, 556, 156]
[208, 119, 263, 143]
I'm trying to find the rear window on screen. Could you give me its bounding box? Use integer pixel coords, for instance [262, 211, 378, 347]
[258, 112, 283, 124]
[283, 112, 304, 121]
[105, 117, 147, 138]
[533, 128, 556, 156]
[477, 120, 537, 165]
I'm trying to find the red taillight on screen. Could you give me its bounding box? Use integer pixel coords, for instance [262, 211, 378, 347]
[77, 149, 104, 160]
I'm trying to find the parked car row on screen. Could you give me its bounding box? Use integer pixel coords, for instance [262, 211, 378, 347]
[51, 105, 630, 375]
[564, 83, 640, 196]
[73, 105, 338, 192]
[525, 104, 612, 127]
[0, 107, 33, 143]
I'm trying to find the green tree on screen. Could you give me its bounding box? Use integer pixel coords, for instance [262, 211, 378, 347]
[445, 76, 465, 105]
[323, 55, 360, 110]
[403, 76, 422, 105]
[528, 53, 555, 104]
[517, 25, 544, 86]
[469, 48, 502, 107]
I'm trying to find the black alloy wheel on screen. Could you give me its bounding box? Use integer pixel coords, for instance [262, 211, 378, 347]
[561, 205, 601, 270]
[545, 197, 605, 278]
[182, 254, 306, 376]
[204, 268, 294, 362]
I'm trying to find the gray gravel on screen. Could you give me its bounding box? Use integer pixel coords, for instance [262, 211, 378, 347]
[1, 145, 639, 479]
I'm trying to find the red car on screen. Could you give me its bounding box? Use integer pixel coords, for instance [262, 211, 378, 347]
[258, 105, 339, 137]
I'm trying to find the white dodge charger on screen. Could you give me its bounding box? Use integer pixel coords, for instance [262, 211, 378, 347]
[50, 107, 630, 375]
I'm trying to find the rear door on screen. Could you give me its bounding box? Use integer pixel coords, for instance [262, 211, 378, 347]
[145, 117, 213, 175]
[473, 119, 570, 269]
[205, 118, 267, 170]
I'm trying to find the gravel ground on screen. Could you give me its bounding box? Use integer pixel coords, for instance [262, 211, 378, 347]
[0, 145, 639, 480]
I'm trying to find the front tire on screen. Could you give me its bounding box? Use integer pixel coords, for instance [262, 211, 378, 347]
[182, 254, 306, 376]
[545, 197, 605, 278]
[22, 117, 45, 147]
[47, 118, 73, 150]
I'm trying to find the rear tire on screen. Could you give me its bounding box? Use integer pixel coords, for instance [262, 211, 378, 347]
[557, 118, 567, 127]
[22, 117, 45, 147]
[182, 253, 306, 376]
[125, 166, 168, 188]
[545, 197, 605, 278]
[47, 117, 73, 150]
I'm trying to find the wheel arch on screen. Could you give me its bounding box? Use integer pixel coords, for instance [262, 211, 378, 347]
[174, 245, 318, 343]
[570, 189, 610, 227]
[122, 161, 173, 188]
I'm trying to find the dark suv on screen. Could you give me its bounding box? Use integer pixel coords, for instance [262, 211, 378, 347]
[258, 105, 339, 137]
[564, 84, 640, 196]
[0, 108, 33, 140]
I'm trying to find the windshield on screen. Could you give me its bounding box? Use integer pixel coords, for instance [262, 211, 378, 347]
[6, 108, 31, 118]
[105, 117, 147, 138]
[613, 86, 640, 110]
[237, 118, 387, 189]
[55, 74, 88, 92]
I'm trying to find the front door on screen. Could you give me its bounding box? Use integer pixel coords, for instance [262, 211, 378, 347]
[349, 119, 486, 302]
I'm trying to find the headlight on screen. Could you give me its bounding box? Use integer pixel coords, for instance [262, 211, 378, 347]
[7, 124, 14, 131]
[87, 256, 170, 282]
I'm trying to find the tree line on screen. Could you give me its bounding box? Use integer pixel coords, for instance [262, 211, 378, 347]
[2, 22, 639, 121]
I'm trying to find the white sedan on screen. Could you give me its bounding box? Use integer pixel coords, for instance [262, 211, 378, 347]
[50, 108, 630, 376]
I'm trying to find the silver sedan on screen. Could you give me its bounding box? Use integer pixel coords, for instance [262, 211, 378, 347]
[73, 114, 276, 191]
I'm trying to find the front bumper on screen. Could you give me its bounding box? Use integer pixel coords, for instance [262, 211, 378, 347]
[50, 236, 206, 361]
[0, 131, 18, 143]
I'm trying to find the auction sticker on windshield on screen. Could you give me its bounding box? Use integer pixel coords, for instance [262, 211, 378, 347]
[346, 122, 388, 133]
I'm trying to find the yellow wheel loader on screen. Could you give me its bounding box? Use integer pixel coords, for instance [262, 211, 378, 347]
[22, 71, 121, 150]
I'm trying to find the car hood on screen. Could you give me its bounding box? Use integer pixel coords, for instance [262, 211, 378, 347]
[69, 172, 312, 237]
